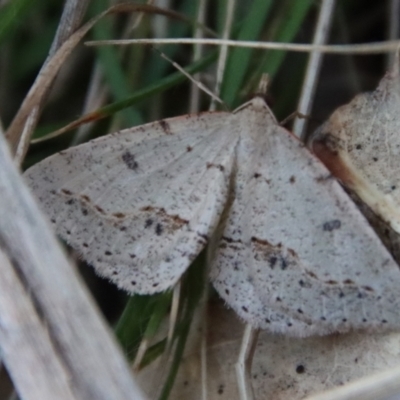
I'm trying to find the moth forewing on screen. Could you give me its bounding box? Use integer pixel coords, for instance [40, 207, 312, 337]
[210, 98, 400, 336]
[24, 111, 238, 294]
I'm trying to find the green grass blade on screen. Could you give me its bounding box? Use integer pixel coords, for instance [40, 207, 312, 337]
[115, 294, 161, 360]
[262, 0, 314, 78]
[158, 252, 207, 400]
[220, 0, 273, 106]
[0, 0, 33, 44]
[91, 0, 142, 126]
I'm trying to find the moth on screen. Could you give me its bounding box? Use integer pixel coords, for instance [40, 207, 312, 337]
[24, 95, 400, 337]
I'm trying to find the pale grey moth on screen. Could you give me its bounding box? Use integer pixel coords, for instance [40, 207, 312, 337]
[24, 96, 400, 337]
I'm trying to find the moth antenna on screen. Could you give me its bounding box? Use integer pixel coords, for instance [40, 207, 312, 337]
[151, 46, 227, 109]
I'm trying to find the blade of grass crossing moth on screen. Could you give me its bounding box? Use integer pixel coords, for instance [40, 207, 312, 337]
[143, 291, 173, 342]
[133, 290, 173, 369]
[158, 252, 207, 400]
[139, 338, 168, 370]
[115, 293, 163, 361]
[220, 0, 273, 107]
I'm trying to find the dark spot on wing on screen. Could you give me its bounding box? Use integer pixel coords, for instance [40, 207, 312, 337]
[326, 280, 338, 285]
[113, 212, 126, 218]
[254, 172, 261, 178]
[95, 205, 106, 214]
[206, 162, 225, 171]
[159, 119, 172, 134]
[305, 270, 318, 279]
[373, 157, 378, 162]
[315, 174, 334, 182]
[122, 150, 139, 170]
[61, 188, 73, 195]
[280, 257, 288, 270]
[289, 175, 296, 183]
[145, 218, 153, 228]
[362, 286, 374, 292]
[105, 250, 112, 256]
[269, 256, 277, 268]
[251, 237, 272, 246]
[355, 144, 362, 150]
[322, 219, 341, 231]
[296, 365, 305, 374]
[222, 236, 242, 244]
[81, 195, 91, 203]
[155, 223, 163, 236]
[187, 146, 193, 152]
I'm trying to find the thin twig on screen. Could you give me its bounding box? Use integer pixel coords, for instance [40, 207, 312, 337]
[189, 0, 208, 112]
[210, 0, 236, 111]
[86, 37, 400, 54]
[155, 47, 223, 106]
[14, 0, 90, 165]
[70, 62, 107, 146]
[292, 0, 336, 139]
[388, 0, 400, 66]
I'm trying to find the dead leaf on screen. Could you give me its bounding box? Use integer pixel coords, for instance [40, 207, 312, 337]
[310, 53, 400, 236]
